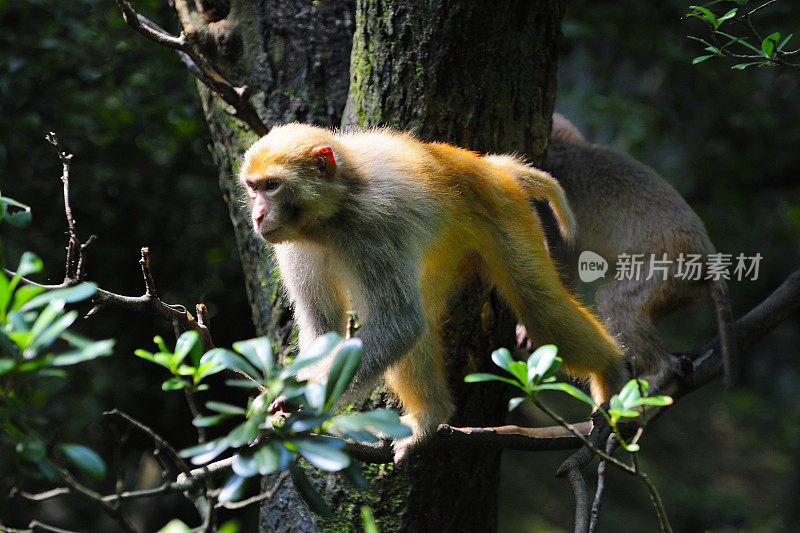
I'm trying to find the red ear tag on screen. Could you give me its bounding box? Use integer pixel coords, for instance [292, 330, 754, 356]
[312, 146, 337, 178]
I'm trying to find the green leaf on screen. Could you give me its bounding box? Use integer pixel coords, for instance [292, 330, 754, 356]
[290, 461, 332, 517]
[161, 377, 186, 391]
[625, 443, 641, 452]
[192, 414, 231, 427]
[1, 195, 32, 228]
[530, 344, 560, 381]
[686, 35, 715, 48]
[323, 338, 362, 410]
[617, 380, 642, 407]
[29, 310, 78, 353]
[201, 348, 260, 379]
[693, 54, 716, 64]
[361, 506, 379, 533]
[716, 31, 763, 53]
[292, 437, 351, 471]
[227, 419, 260, 447]
[232, 452, 260, 477]
[534, 382, 596, 407]
[180, 437, 230, 464]
[610, 395, 623, 413]
[20, 283, 97, 312]
[10, 285, 45, 313]
[156, 519, 192, 533]
[195, 359, 226, 382]
[218, 474, 246, 503]
[0, 273, 10, 316]
[507, 360, 527, 384]
[688, 5, 718, 26]
[333, 409, 412, 439]
[490, 347, 514, 373]
[632, 396, 674, 408]
[51, 339, 115, 366]
[282, 332, 341, 378]
[0, 359, 16, 375]
[28, 300, 66, 346]
[717, 7, 737, 26]
[777, 33, 793, 52]
[304, 382, 326, 411]
[16, 252, 43, 278]
[58, 444, 106, 480]
[287, 412, 331, 433]
[254, 443, 282, 475]
[135, 349, 167, 368]
[732, 61, 768, 69]
[762, 32, 780, 57]
[464, 373, 521, 387]
[173, 331, 201, 368]
[206, 401, 247, 415]
[233, 337, 273, 378]
[508, 396, 527, 412]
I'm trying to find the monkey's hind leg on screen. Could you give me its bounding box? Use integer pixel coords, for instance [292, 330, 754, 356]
[489, 219, 627, 405]
[595, 278, 676, 388]
[384, 325, 454, 463]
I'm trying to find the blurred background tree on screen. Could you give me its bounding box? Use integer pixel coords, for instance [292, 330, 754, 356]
[1, 0, 798, 531]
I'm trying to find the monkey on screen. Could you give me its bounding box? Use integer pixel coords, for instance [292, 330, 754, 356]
[523, 112, 736, 387]
[239, 123, 627, 461]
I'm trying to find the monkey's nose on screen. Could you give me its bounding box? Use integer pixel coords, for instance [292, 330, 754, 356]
[253, 211, 265, 231]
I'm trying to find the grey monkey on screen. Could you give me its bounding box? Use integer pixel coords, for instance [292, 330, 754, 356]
[531, 113, 736, 386]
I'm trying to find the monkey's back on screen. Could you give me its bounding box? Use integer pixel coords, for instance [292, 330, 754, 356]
[337, 131, 539, 320]
[544, 138, 714, 259]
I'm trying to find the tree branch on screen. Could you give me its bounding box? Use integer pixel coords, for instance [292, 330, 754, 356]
[112, 0, 268, 135]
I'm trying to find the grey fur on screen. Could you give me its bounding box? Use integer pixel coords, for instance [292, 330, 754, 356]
[538, 113, 737, 385]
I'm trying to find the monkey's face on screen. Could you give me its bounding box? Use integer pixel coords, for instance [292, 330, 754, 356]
[242, 173, 295, 243]
[240, 125, 345, 243]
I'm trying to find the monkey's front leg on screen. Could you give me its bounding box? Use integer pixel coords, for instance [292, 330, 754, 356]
[274, 244, 348, 383]
[347, 262, 426, 395]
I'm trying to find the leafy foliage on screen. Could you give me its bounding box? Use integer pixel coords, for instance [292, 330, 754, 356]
[135, 332, 410, 515]
[0, 198, 114, 483]
[686, 1, 796, 68]
[466, 345, 673, 452]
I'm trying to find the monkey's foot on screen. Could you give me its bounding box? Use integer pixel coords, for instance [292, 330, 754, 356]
[392, 437, 414, 465]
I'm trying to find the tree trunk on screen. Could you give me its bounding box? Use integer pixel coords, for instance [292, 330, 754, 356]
[177, 0, 564, 530]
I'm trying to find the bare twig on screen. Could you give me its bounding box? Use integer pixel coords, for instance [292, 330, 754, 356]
[217, 471, 289, 510]
[7, 246, 215, 352]
[47, 461, 138, 533]
[103, 409, 196, 484]
[112, 0, 268, 135]
[632, 453, 673, 533]
[589, 435, 619, 533]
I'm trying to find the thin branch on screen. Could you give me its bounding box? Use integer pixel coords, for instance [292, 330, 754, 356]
[103, 409, 196, 484]
[632, 453, 673, 533]
[217, 471, 289, 510]
[28, 522, 78, 533]
[589, 435, 618, 533]
[48, 461, 137, 533]
[112, 0, 268, 135]
[7, 247, 215, 352]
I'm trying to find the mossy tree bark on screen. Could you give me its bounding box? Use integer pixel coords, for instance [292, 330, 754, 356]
[176, 0, 564, 530]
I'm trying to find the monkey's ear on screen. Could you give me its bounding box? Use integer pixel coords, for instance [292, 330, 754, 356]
[312, 146, 337, 179]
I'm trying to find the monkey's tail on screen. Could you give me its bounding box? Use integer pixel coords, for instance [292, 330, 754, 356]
[710, 278, 738, 387]
[484, 155, 577, 242]
[513, 167, 578, 243]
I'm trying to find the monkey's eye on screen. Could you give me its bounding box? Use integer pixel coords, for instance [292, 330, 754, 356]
[261, 178, 282, 192]
[245, 180, 257, 190]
